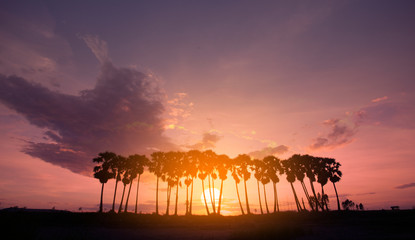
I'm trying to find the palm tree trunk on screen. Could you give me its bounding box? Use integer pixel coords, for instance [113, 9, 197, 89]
[218, 179, 224, 215]
[290, 182, 302, 212]
[134, 174, 141, 214]
[212, 177, 216, 214]
[156, 176, 159, 215]
[185, 183, 189, 215]
[263, 184, 270, 214]
[99, 183, 104, 213]
[118, 184, 127, 213]
[244, 180, 251, 214]
[235, 180, 245, 215]
[309, 179, 321, 211]
[174, 180, 179, 215]
[190, 178, 194, 215]
[301, 181, 314, 211]
[166, 184, 171, 215]
[124, 180, 134, 212]
[112, 177, 119, 212]
[321, 185, 329, 211]
[208, 175, 215, 214]
[257, 180, 263, 214]
[333, 182, 341, 211]
[273, 182, 279, 212]
[201, 179, 210, 215]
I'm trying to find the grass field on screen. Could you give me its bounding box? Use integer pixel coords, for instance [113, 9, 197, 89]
[1, 209, 414, 239]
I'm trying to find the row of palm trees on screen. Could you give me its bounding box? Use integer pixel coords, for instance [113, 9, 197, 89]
[93, 150, 342, 215]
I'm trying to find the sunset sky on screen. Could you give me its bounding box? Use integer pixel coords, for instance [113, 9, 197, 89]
[1, 0, 415, 214]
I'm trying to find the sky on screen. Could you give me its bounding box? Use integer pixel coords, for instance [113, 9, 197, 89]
[1, 0, 415, 214]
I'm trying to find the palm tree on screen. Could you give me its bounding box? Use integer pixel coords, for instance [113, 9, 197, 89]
[172, 152, 184, 216]
[123, 156, 137, 213]
[134, 154, 149, 214]
[236, 154, 252, 214]
[290, 155, 314, 211]
[198, 151, 210, 215]
[118, 168, 131, 213]
[182, 152, 192, 215]
[263, 156, 283, 213]
[149, 151, 166, 215]
[162, 151, 179, 216]
[328, 159, 342, 211]
[122, 154, 148, 213]
[252, 159, 265, 214]
[217, 154, 230, 215]
[261, 175, 271, 214]
[231, 168, 245, 215]
[317, 157, 331, 211]
[204, 150, 218, 214]
[92, 152, 116, 213]
[185, 150, 201, 215]
[282, 159, 302, 212]
[302, 155, 323, 211]
[186, 150, 201, 215]
[110, 155, 126, 212]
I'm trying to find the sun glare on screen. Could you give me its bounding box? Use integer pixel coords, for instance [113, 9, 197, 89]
[200, 188, 221, 208]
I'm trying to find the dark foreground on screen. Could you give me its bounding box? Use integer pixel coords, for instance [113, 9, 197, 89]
[1, 209, 414, 240]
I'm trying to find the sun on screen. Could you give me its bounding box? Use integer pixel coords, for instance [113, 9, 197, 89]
[200, 188, 221, 208]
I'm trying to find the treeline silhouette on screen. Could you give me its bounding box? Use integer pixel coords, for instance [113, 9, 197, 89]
[93, 150, 342, 215]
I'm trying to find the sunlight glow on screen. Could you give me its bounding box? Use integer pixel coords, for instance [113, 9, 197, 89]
[200, 188, 220, 208]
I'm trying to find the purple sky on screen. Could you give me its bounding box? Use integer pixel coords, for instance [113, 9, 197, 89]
[1, 0, 415, 213]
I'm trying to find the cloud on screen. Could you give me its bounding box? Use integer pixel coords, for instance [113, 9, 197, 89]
[355, 95, 415, 129]
[77, 34, 109, 64]
[310, 94, 415, 151]
[371, 96, 388, 103]
[248, 145, 289, 159]
[309, 118, 357, 151]
[165, 92, 194, 129]
[395, 182, 415, 189]
[0, 9, 72, 86]
[187, 132, 222, 150]
[0, 61, 175, 175]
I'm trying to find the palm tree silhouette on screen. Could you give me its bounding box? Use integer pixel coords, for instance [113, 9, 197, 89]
[162, 151, 180, 216]
[172, 152, 184, 216]
[149, 151, 165, 215]
[118, 167, 131, 213]
[182, 152, 192, 215]
[317, 157, 331, 211]
[231, 156, 245, 215]
[91, 149, 343, 216]
[93, 152, 117, 213]
[122, 154, 148, 213]
[302, 155, 323, 211]
[290, 155, 314, 211]
[204, 150, 218, 214]
[261, 173, 271, 214]
[282, 159, 302, 212]
[135, 154, 149, 214]
[185, 150, 200, 215]
[123, 156, 137, 213]
[198, 151, 210, 215]
[109, 155, 126, 212]
[233, 154, 252, 214]
[263, 156, 283, 213]
[328, 159, 342, 211]
[252, 159, 265, 214]
[217, 154, 230, 215]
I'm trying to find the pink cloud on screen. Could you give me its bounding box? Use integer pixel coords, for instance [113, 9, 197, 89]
[309, 118, 357, 151]
[371, 96, 388, 103]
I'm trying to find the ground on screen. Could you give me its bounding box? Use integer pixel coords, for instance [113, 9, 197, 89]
[1, 209, 414, 239]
